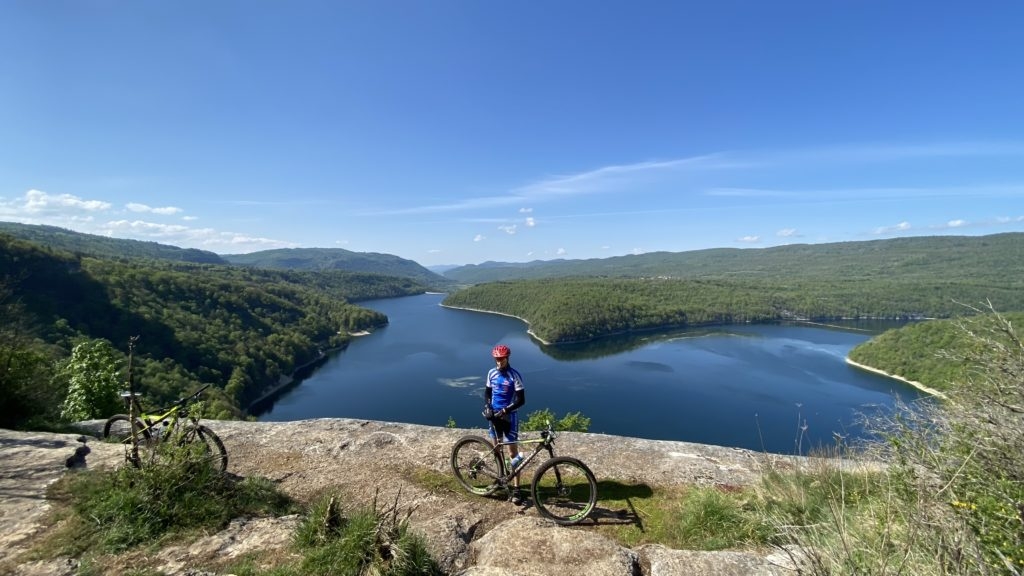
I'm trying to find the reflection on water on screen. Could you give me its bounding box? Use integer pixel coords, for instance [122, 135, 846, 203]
[258, 294, 927, 454]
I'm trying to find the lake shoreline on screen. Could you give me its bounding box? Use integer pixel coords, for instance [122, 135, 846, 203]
[844, 357, 947, 399]
[439, 303, 553, 345]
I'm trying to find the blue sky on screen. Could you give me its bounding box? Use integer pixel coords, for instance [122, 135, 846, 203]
[2, 2, 1023, 267]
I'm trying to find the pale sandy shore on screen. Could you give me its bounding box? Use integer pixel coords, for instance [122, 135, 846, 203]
[439, 303, 551, 345]
[845, 357, 948, 399]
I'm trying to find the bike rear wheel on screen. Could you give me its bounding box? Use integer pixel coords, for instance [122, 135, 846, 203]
[531, 456, 597, 525]
[450, 435, 502, 496]
[102, 414, 150, 443]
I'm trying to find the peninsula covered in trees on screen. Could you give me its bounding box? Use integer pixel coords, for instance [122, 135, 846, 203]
[442, 233, 1024, 345]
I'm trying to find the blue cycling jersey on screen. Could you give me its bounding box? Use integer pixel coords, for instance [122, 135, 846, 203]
[487, 366, 524, 411]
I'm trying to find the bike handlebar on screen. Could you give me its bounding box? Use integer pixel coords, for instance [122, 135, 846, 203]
[174, 383, 211, 408]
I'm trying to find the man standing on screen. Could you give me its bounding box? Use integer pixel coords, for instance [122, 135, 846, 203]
[485, 344, 526, 504]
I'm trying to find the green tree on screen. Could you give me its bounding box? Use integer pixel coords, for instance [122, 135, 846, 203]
[0, 279, 61, 429]
[522, 408, 591, 432]
[58, 339, 124, 421]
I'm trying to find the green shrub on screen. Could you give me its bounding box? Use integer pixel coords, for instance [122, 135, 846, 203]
[763, 305, 1024, 575]
[64, 448, 295, 552]
[58, 339, 124, 422]
[522, 408, 591, 432]
[291, 491, 442, 576]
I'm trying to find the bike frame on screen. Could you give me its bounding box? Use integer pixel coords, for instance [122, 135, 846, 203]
[118, 384, 210, 443]
[488, 423, 557, 483]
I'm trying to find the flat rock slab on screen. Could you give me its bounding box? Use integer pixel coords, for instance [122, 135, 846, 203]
[2, 419, 828, 575]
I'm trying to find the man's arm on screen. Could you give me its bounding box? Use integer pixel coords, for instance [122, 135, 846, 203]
[498, 389, 525, 417]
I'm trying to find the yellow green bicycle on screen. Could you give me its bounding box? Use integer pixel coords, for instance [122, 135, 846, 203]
[103, 383, 228, 473]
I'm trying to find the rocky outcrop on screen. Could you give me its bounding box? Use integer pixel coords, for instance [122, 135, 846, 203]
[0, 420, 814, 575]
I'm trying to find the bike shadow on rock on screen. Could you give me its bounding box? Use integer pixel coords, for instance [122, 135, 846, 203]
[586, 480, 653, 527]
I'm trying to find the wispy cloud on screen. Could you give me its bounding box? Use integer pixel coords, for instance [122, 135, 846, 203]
[927, 216, 1024, 231]
[100, 220, 296, 251]
[777, 228, 800, 238]
[363, 141, 1024, 219]
[126, 202, 182, 215]
[873, 221, 912, 235]
[0, 189, 296, 253]
[707, 184, 1024, 202]
[738, 235, 761, 244]
[6, 189, 111, 216]
[750, 141, 1024, 166]
[374, 154, 742, 216]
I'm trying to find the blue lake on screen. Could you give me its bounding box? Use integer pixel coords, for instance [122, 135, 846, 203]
[256, 293, 926, 453]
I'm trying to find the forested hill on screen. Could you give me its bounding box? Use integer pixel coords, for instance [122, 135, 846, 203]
[442, 275, 1024, 344]
[0, 222, 454, 290]
[848, 311, 1024, 393]
[0, 221, 226, 264]
[0, 233, 426, 426]
[222, 247, 456, 291]
[443, 233, 1024, 284]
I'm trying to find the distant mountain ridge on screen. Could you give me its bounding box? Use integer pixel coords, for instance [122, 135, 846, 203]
[0, 221, 226, 264]
[443, 233, 1024, 284]
[0, 222, 453, 290]
[222, 247, 456, 290]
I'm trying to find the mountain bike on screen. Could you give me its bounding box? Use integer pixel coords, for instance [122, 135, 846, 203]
[450, 420, 597, 525]
[103, 383, 228, 473]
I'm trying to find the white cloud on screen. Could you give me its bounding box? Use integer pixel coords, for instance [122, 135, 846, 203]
[556, 248, 567, 256]
[6, 189, 111, 216]
[524, 217, 536, 227]
[738, 235, 761, 243]
[776, 228, 799, 238]
[0, 189, 297, 254]
[519, 207, 533, 213]
[946, 219, 967, 228]
[873, 221, 912, 235]
[498, 224, 517, 235]
[126, 202, 182, 215]
[473, 234, 485, 242]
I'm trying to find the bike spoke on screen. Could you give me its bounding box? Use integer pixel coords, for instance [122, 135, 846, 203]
[531, 457, 597, 525]
[451, 436, 501, 495]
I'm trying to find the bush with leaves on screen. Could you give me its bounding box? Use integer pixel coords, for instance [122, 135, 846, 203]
[290, 490, 442, 576]
[58, 339, 124, 422]
[61, 446, 295, 552]
[522, 408, 591, 432]
[764, 302, 1024, 575]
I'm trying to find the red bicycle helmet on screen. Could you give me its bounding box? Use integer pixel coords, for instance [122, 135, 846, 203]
[491, 344, 511, 358]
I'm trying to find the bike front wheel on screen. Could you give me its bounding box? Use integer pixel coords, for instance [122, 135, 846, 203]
[450, 435, 502, 496]
[531, 456, 597, 525]
[176, 424, 228, 474]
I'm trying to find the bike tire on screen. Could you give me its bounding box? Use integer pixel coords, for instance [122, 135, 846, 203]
[530, 456, 597, 525]
[177, 424, 229, 474]
[102, 414, 150, 443]
[450, 435, 502, 496]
